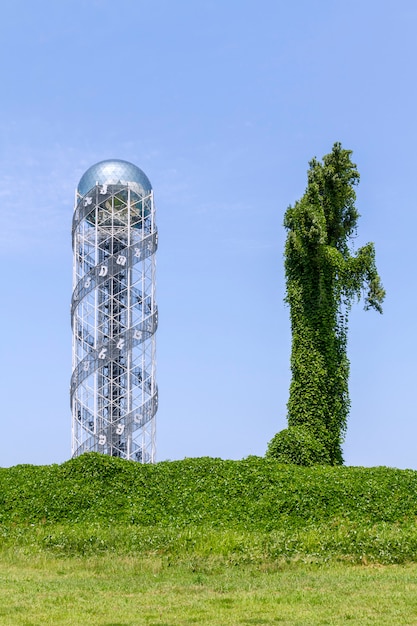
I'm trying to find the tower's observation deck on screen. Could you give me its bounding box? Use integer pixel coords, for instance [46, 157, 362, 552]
[71, 159, 157, 462]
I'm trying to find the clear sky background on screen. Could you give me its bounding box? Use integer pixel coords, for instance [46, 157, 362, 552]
[0, 0, 415, 469]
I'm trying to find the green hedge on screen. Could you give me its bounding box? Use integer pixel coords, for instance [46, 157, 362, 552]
[1, 453, 416, 529]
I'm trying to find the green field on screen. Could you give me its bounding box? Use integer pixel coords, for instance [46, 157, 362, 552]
[3, 554, 417, 625]
[2, 454, 417, 624]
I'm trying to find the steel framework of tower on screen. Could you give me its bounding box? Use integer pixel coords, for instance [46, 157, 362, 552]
[71, 159, 158, 462]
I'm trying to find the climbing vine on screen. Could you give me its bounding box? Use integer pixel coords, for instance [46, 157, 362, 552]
[268, 143, 385, 465]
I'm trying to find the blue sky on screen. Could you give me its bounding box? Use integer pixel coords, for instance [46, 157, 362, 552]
[0, 0, 416, 468]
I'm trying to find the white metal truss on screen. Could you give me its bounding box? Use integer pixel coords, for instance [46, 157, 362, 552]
[71, 176, 157, 462]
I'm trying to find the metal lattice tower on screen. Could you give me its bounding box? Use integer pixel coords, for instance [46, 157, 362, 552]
[71, 159, 158, 462]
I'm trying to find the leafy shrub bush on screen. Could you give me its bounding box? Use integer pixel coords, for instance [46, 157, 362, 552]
[266, 426, 331, 465]
[2, 454, 417, 562]
[1, 454, 417, 529]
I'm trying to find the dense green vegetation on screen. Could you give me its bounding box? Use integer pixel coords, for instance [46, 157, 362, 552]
[3, 454, 417, 624]
[273, 143, 385, 464]
[1, 453, 417, 565]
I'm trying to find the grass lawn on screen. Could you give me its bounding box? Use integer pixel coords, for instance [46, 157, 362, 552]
[1, 554, 417, 625]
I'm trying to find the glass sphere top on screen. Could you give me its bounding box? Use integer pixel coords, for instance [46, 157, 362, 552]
[77, 159, 152, 197]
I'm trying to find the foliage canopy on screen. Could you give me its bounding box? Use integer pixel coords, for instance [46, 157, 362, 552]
[269, 143, 385, 465]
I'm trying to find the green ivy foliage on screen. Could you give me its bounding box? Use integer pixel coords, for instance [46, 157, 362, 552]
[3, 455, 417, 563]
[265, 426, 331, 466]
[2, 454, 417, 531]
[272, 143, 385, 465]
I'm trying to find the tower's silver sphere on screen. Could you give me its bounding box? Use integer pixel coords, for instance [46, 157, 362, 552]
[78, 159, 152, 196]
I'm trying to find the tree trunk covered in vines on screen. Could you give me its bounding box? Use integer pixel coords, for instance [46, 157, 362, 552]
[282, 143, 385, 465]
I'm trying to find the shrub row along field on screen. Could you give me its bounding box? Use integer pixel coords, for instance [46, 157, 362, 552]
[1, 453, 417, 563]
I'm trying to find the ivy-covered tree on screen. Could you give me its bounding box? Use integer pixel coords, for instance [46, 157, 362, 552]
[267, 143, 385, 465]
